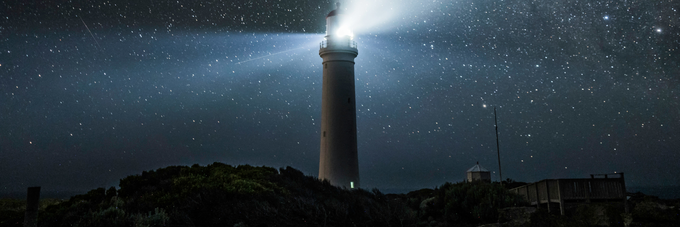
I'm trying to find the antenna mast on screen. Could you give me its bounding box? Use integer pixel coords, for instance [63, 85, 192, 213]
[495, 107, 503, 187]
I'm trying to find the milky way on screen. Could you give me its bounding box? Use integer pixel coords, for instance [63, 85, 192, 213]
[1, 0, 678, 194]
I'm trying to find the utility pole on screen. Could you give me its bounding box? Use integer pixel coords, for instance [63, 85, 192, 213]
[494, 107, 503, 188]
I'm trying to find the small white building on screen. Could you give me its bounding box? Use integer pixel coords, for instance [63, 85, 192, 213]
[466, 162, 491, 183]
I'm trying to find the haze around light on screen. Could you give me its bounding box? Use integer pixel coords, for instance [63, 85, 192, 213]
[337, 0, 437, 35]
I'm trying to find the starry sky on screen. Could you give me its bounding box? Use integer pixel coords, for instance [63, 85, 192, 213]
[1, 0, 679, 195]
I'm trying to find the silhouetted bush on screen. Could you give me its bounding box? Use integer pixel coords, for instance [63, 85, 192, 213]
[407, 181, 528, 226]
[629, 194, 680, 225]
[502, 178, 528, 189]
[0, 210, 22, 227]
[36, 163, 419, 227]
[443, 181, 527, 224]
[24, 167, 680, 227]
[132, 207, 169, 227]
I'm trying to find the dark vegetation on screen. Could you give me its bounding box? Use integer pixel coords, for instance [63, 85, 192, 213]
[1, 163, 678, 227]
[626, 192, 680, 226]
[501, 178, 528, 190]
[403, 181, 528, 226]
[37, 163, 418, 227]
[0, 198, 62, 226]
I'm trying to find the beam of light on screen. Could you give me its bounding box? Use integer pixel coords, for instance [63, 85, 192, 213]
[79, 16, 102, 50]
[216, 33, 325, 69]
[206, 33, 326, 84]
[337, 0, 438, 35]
[234, 45, 309, 65]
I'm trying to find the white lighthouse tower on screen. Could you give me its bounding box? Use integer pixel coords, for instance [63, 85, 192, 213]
[318, 2, 360, 189]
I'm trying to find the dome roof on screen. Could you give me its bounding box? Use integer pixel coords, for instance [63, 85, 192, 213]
[467, 162, 490, 172]
[326, 2, 342, 18]
[326, 10, 340, 18]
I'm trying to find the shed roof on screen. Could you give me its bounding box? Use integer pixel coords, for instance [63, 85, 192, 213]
[467, 162, 490, 172]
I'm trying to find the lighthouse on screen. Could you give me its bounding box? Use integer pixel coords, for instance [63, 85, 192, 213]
[318, 2, 360, 189]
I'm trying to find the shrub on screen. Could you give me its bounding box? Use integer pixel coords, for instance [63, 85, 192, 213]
[442, 181, 527, 224]
[133, 208, 170, 227]
[37, 163, 421, 227]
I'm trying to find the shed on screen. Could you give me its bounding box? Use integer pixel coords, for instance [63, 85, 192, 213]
[467, 162, 491, 183]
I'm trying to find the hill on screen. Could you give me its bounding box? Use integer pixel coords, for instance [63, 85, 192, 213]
[36, 163, 418, 227]
[2, 163, 678, 227]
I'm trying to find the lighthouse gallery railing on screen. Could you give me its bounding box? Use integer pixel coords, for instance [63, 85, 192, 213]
[320, 40, 357, 49]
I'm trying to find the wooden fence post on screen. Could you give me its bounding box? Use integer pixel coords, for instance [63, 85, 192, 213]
[557, 179, 565, 215]
[621, 173, 628, 213]
[24, 187, 40, 227]
[534, 183, 540, 209]
[585, 180, 591, 203]
[545, 181, 551, 213]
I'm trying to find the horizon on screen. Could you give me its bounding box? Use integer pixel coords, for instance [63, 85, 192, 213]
[2, 162, 679, 200]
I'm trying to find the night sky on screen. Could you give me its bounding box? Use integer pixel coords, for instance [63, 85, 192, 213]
[1, 0, 679, 195]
